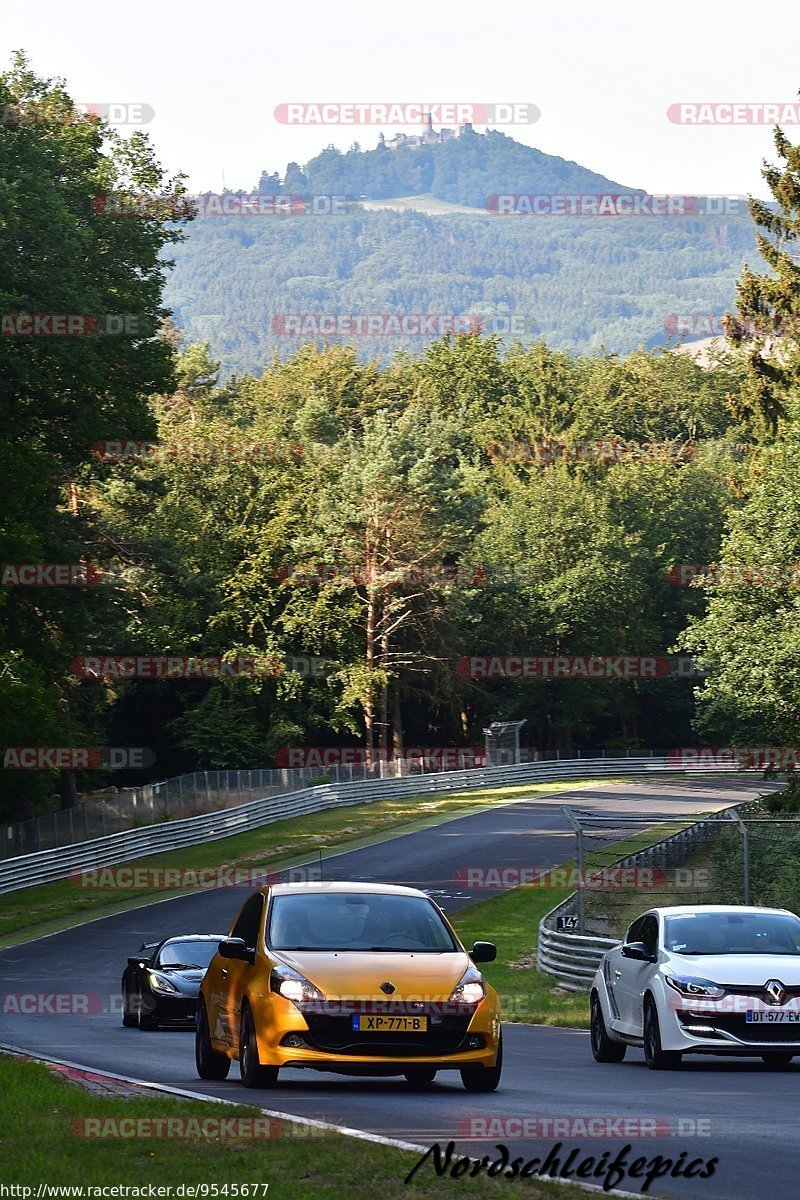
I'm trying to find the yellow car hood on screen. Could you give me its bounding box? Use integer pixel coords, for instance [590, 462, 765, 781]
[275, 949, 471, 1002]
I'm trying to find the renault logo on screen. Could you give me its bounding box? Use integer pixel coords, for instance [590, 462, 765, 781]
[380, 981, 395, 995]
[765, 980, 786, 1005]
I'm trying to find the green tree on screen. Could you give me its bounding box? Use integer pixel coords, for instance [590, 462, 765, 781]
[680, 441, 800, 743]
[0, 52, 188, 816]
[280, 407, 484, 756]
[726, 112, 800, 433]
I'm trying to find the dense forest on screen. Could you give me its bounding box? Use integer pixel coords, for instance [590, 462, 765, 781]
[165, 203, 758, 374]
[4, 55, 800, 822]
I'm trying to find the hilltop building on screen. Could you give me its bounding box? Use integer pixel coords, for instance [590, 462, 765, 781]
[377, 113, 476, 150]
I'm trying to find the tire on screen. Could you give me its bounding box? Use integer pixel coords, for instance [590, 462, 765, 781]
[239, 1004, 279, 1088]
[762, 1052, 794, 1067]
[590, 992, 626, 1062]
[121, 984, 137, 1028]
[404, 1068, 437, 1085]
[643, 997, 682, 1070]
[195, 1000, 231, 1081]
[136, 987, 156, 1031]
[460, 1032, 503, 1093]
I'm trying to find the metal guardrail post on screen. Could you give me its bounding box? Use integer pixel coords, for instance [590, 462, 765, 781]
[562, 806, 585, 933]
[726, 809, 750, 904]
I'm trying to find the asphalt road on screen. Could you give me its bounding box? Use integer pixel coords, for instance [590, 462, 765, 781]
[0, 777, 789, 1200]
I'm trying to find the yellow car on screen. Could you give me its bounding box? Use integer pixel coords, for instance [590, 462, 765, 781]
[196, 881, 502, 1091]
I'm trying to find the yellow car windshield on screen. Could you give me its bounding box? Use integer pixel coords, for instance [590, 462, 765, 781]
[268, 893, 458, 952]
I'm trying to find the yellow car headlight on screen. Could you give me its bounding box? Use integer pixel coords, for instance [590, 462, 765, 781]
[270, 964, 325, 1006]
[448, 963, 486, 1006]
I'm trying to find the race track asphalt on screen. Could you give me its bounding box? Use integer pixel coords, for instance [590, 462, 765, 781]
[0, 777, 788, 1199]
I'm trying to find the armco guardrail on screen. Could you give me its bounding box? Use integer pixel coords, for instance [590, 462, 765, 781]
[537, 928, 619, 990]
[536, 799, 766, 990]
[0, 750, 662, 860]
[0, 755, 757, 896]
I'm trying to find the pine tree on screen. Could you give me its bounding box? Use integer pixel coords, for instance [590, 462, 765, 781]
[726, 113, 800, 433]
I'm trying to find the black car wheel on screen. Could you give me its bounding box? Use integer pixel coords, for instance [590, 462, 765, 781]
[121, 980, 138, 1028]
[460, 1031, 503, 1092]
[195, 1000, 231, 1080]
[590, 992, 626, 1062]
[762, 1052, 794, 1067]
[136, 986, 157, 1031]
[643, 997, 682, 1070]
[239, 1004, 279, 1088]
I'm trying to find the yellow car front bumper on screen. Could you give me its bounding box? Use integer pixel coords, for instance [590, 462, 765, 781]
[249, 992, 501, 1070]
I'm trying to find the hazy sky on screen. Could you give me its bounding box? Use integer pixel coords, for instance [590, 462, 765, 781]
[3, 0, 799, 198]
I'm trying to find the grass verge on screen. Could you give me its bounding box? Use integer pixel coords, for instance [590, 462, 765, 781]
[0, 1053, 618, 1199]
[0, 778, 614, 948]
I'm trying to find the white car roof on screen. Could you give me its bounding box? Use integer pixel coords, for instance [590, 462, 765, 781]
[647, 905, 795, 918]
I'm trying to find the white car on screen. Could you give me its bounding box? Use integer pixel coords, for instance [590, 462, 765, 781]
[590, 904, 800, 1069]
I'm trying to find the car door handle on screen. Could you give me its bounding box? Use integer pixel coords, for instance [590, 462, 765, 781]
[613, 970, 622, 978]
[221, 968, 228, 979]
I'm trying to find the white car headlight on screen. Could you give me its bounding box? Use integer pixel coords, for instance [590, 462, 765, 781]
[148, 971, 180, 994]
[448, 963, 486, 1006]
[270, 964, 325, 1005]
[665, 975, 725, 1000]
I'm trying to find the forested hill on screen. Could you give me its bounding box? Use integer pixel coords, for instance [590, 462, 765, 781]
[162, 130, 759, 377]
[256, 128, 639, 208]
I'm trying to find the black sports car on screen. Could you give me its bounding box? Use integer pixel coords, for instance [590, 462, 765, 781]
[121, 934, 225, 1029]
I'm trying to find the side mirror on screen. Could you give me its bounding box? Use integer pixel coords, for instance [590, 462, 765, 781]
[128, 957, 146, 969]
[469, 940, 497, 964]
[622, 941, 655, 963]
[218, 937, 255, 963]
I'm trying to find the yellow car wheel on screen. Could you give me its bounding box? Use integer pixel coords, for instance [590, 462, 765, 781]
[403, 1068, 437, 1085]
[460, 1031, 503, 1093]
[195, 1000, 230, 1081]
[239, 1003, 279, 1088]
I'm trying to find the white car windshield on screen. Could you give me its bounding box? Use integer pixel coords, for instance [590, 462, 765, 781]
[665, 912, 800, 956]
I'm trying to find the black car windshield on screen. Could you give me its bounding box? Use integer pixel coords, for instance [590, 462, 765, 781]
[665, 912, 800, 956]
[268, 893, 458, 952]
[158, 940, 220, 968]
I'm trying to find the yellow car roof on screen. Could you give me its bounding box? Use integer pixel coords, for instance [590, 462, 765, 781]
[258, 881, 430, 898]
